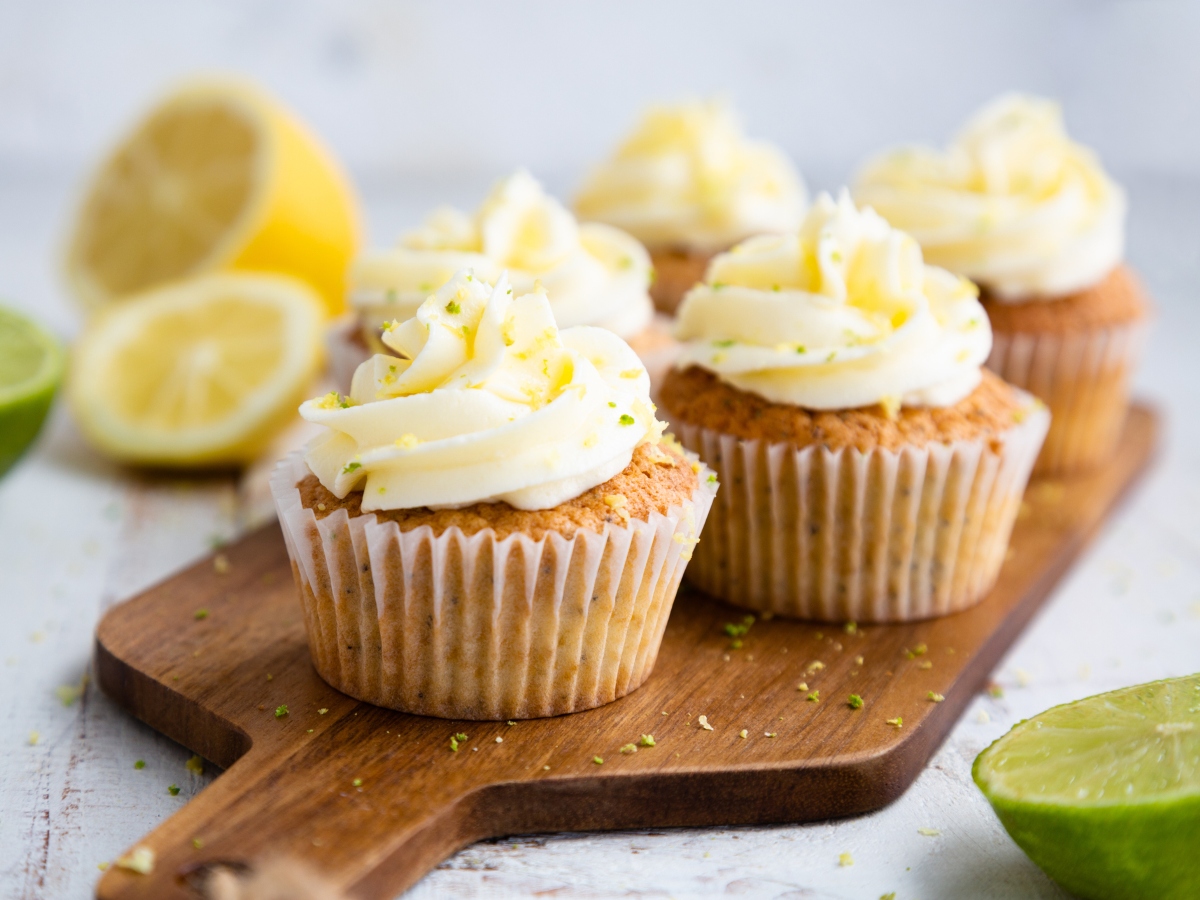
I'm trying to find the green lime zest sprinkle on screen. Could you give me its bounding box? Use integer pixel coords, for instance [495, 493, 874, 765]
[619, 743, 637, 754]
[928, 691, 945, 703]
[168, 784, 180, 796]
[848, 694, 864, 710]
[618, 414, 635, 426]
[807, 691, 820, 703]
[342, 462, 362, 474]
[445, 300, 461, 314]
[192, 837, 204, 850]
[887, 716, 904, 728]
[795, 345, 806, 354]
[638, 734, 656, 747]
[353, 778, 362, 787]
[318, 708, 328, 715]
[592, 756, 604, 765]
[133, 760, 145, 770]
[450, 732, 469, 752]
[707, 474, 717, 484]
[275, 705, 289, 718]
[608, 401, 617, 408]
[194, 609, 209, 621]
[712, 339, 735, 348]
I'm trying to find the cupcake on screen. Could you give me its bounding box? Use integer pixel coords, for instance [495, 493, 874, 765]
[274, 269, 716, 719]
[855, 94, 1148, 475]
[574, 99, 807, 315]
[328, 170, 671, 390]
[659, 192, 1048, 622]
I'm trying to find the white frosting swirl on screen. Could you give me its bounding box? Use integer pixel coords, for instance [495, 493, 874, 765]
[351, 170, 653, 340]
[854, 93, 1125, 300]
[574, 99, 808, 252]
[673, 192, 991, 410]
[303, 270, 662, 512]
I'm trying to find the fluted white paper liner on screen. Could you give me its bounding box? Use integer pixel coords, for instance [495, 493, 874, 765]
[987, 321, 1145, 476]
[271, 451, 716, 720]
[672, 394, 1049, 622]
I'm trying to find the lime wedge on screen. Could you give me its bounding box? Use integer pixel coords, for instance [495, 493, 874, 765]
[974, 674, 1200, 900]
[0, 306, 63, 475]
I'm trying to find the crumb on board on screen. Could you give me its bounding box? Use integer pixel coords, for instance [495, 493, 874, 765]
[886, 717, 903, 728]
[739, 729, 748, 739]
[698, 715, 714, 731]
[918, 828, 942, 836]
[213, 554, 230, 575]
[620, 743, 637, 754]
[115, 846, 155, 875]
[838, 852, 854, 867]
[928, 692, 945, 703]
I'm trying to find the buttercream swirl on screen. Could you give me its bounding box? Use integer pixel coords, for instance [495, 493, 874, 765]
[673, 191, 991, 410]
[351, 170, 653, 340]
[303, 270, 662, 511]
[854, 93, 1125, 300]
[574, 99, 807, 252]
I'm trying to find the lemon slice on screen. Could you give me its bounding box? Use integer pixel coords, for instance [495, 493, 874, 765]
[0, 306, 64, 475]
[64, 77, 360, 316]
[68, 273, 324, 466]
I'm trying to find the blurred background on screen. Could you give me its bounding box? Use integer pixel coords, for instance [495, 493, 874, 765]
[4, 0, 1200, 341]
[3, 3, 1200, 898]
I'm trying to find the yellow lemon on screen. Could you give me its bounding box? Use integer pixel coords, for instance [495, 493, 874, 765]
[64, 76, 360, 317]
[68, 273, 324, 467]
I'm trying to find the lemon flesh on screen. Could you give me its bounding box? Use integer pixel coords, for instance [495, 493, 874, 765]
[65, 77, 360, 316]
[68, 273, 324, 467]
[0, 307, 64, 475]
[974, 674, 1200, 900]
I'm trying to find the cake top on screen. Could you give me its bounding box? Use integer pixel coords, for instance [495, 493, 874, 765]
[574, 99, 807, 252]
[854, 93, 1125, 301]
[351, 170, 653, 339]
[301, 269, 663, 512]
[672, 191, 991, 411]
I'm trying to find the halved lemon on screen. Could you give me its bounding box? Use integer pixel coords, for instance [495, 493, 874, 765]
[68, 273, 324, 467]
[64, 76, 360, 317]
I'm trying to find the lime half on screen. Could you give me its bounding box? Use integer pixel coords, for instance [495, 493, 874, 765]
[0, 306, 63, 475]
[974, 674, 1200, 900]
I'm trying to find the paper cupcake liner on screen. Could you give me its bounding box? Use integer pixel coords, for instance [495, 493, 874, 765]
[672, 396, 1049, 622]
[986, 321, 1146, 476]
[270, 451, 716, 720]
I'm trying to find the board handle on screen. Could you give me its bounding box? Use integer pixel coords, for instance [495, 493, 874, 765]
[94, 707, 505, 900]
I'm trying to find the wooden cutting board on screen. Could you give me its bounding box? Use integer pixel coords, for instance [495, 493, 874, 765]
[94, 405, 1159, 900]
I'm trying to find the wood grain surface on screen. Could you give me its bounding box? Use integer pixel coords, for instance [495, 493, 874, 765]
[93, 405, 1159, 900]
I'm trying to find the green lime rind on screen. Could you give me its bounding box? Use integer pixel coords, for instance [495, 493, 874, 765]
[0, 306, 64, 476]
[974, 674, 1200, 900]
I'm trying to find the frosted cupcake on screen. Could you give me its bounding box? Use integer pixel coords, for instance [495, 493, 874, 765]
[329, 170, 669, 388]
[855, 94, 1148, 475]
[274, 270, 715, 719]
[575, 99, 807, 315]
[659, 192, 1048, 622]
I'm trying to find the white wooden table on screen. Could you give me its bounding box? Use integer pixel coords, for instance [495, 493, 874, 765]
[2, 166, 1198, 900]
